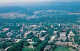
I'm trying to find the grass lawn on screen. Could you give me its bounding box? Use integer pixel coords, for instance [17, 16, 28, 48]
[54, 46, 76, 51]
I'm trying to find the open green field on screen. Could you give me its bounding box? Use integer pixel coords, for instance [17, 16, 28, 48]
[54, 46, 76, 51]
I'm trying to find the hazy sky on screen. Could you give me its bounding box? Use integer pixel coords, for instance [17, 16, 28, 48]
[0, 0, 80, 3]
[0, 0, 80, 6]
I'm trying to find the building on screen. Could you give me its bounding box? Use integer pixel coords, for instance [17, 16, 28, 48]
[53, 31, 57, 35]
[60, 32, 66, 37]
[27, 39, 37, 46]
[40, 34, 49, 41]
[68, 31, 75, 42]
[2, 28, 10, 32]
[6, 32, 12, 37]
[24, 31, 32, 38]
[13, 39, 21, 42]
[4, 38, 11, 41]
[44, 45, 51, 51]
[55, 41, 72, 46]
[58, 32, 67, 41]
[48, 36, 55, 43]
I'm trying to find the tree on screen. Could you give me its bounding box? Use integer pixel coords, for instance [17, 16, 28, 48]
[22, 47, 34, 51]
[8, 40, 24, 51]
[36, 40, 48, 51]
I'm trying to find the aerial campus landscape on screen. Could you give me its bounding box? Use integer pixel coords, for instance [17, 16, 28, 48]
[0, 0, 80, 51]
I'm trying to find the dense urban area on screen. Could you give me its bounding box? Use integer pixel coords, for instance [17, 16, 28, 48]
[0, 2, 80, 51]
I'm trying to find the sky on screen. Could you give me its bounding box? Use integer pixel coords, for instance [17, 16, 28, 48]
[0, 0, 80, 3]
[0, 0, 80, 6]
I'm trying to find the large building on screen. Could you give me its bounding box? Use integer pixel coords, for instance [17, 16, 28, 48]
[68, 31, 75, 42]
[60, 32, 66, 37]
[58, 32, 67, 41]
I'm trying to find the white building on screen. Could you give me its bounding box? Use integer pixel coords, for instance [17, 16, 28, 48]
[58, 32, 67, 41]
[68, 31, 75, 42]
